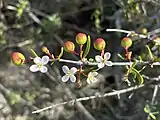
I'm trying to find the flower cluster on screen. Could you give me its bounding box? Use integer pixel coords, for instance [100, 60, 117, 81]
[11, 33, 113, 86]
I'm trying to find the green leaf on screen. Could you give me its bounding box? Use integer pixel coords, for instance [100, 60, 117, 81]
[146, 45, 154, 60]
[30, 49, 38, 57]
[83, 35, 91, 58]
[131, 61, 138, 68]
[131, 68, 144, 84]
[57, 47, 64, 59]
[138, 56, 143, 61]
[149, 113, 157, 120]
[154, 58, 160, 62]
[152, 111, 159, 115]
[117, 53, 125, 60]
[9, 92, 21, 105]
[144, 104, 150, 113]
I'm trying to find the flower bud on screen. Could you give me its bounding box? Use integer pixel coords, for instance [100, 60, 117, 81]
[121, 37, 132, 48]
[93, 38, 106, 51]
[64, 41, 75, 52]
[76, 33, 87, 45]
[140, 28, 148, 35]
[42, 46, 49, 54]
[11, 52, 25, 66]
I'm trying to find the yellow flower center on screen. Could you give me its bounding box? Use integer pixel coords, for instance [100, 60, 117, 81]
[37, 63, 43, 69]
[67, 71, 72, 76]
[89, 76, 94, 81]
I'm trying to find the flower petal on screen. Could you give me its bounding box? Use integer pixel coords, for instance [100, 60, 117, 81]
[105, 61, 113, 66]
[40, 66, 48, 73]
[104, 52, 111, 60]
[70, 75, 76, 82]
[92, 78, 97, 83]
[61, 75, 69, 82]
[34, 57, 41, 64]
[98, 63, 105, 68]
[88, 72, 92, 77]
[70, 67, 77, 74]
[92, 72, 98, 77]
[30, 65, 39, 72]
[87, 78, 91, 84]
[41, 56, 49, 65]
[95, 55, 103, 62]
[62, 65, 69, 74]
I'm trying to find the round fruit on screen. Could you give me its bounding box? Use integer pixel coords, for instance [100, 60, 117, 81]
[121, 37, 132, 48]
[64, 41, 75, 52]
[93, 38, 106, 51]
[76, 33, 87, 45]
[11, 52, 25, 66]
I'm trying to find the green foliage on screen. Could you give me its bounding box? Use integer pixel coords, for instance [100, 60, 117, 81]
[83, 35, 91, 58]
[91, 9, 101, 33]
[119, 0, 147, 22]
[16, 0, 29, 18]
[24, 92, 36, 102]
[8, 92, 21, 105]
[146, 45, 154, 61]
[30, 49, 39, 57]
[131, 67, 144, 85]
[42, 13, 62, 32]
[144, 104, 159, 120]
[57, 47, 64, 60]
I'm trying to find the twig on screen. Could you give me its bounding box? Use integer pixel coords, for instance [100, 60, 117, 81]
[106, 28, 160, 39]
[32, 84, 145, 114]
[142, 74, 159, 104]
[45, 71, 97, 120]
[0, 40, 32, 52]
[106, 29, 147, 38]
[151, 85, 158, 105]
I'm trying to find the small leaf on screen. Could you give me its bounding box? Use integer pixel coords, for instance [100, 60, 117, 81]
[57, 47, 64, 60]
[144, 104, 150, 113]
[152, 111, 159, 115]
[131, 68, 144, 84]
[146, 45, 154, 60]
[131, 61, 138, 68]
[30, 49, 38, 57]
[138, 56, 143, 61]
[149, 113, 157, 120]
[117, 53, 125, 60]
[83, 35, 91, 58]
[154, 58, 160, 62]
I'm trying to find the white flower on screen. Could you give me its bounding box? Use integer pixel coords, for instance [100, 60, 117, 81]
[87, 72, 98, 84]
[61, 65, 77, 82]
[95, 52, 112, 69]
[30, 56, 49, 73]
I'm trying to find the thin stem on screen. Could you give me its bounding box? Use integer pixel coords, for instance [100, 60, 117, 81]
[80, 44, 83, 60]
[101, 49, 104, 57]
[58, 58, 160, 66]
[72, 51, 79, 56]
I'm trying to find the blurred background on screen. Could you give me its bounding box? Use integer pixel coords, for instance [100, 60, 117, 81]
[0, 0, 160, 120]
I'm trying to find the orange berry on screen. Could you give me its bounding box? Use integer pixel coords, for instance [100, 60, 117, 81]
[11, 52, 25, 66]
[76, 33, 87, 45]
[93, 38, 106, 51]
[64, 41, 75, 52]
[121, 37, 132, 48]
